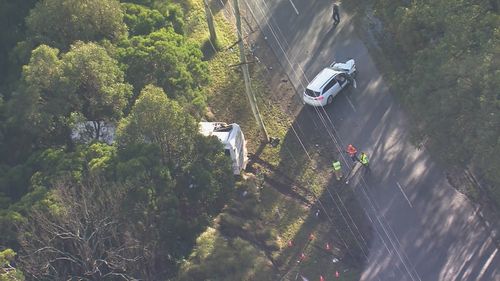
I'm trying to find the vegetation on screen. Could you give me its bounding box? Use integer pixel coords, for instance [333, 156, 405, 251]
[2, 0, 495, 280]
[0, 0, 368, 279]
[0, 248, 24, 281]
[0, 0, 362, 279]
[8, 42, 133, 146]
[117, 28, 209, 112]
[386, 0, 499, 201]
[26, 0, 127, 50]
[347, 0, 500, 203]
[0, 0, 233, 279]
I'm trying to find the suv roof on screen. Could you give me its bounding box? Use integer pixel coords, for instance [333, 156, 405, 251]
[306, 67, 338, 92]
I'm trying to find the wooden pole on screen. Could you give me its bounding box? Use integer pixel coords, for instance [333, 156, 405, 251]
[232, 0, 269, 142]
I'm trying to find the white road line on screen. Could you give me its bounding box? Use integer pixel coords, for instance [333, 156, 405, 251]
[345, 95, 357, 112]
[476, 248, 497, 280]
[397, 181, 413, 208]
[288, 0, 299, 15]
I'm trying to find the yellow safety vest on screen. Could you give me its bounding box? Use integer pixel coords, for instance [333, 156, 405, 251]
[360, 154, 369, 165]
[332, 161, 341, 171]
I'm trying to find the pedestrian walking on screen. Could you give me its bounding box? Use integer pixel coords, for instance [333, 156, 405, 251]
[346, 144, 359, 162]
[332, 3, 340, 25]
[332, 160, 343, 181]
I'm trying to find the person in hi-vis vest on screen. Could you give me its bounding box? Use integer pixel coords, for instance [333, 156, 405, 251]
[332, 160, 343, 180]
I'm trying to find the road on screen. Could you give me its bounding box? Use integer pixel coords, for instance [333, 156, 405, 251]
[241, 0, 500, 280]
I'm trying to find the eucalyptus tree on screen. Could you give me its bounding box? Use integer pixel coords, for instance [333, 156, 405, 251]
[26, 0, 127, 50]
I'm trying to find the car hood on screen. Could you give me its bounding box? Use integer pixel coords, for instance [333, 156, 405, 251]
[331, 59, 355, 73]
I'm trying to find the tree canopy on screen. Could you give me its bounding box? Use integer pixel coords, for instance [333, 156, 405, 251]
[0, 0, 37, 90]
[26, 0, 127, 50]
[118, 28, 209, 112]
[372, 0, 500, 199]
[18, 179, 148, 280]
[4, 85, 234, 279]
[122, 2, 185, 36]
[0, 248, 24, 281]
[0, 1, 233, 279]
[8, 42, 132, 146]
[60, 42, 132, 124]
[117, 85, 233, 214]
[178, 227, 272, 281]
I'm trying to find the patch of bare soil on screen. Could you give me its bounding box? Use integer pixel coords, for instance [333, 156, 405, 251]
[247, 32, 302, 117]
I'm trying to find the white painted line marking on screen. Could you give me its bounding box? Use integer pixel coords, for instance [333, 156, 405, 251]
[397, 181, 413, 208]
[288, 0, 299, 15]
[345, 95, 357, 112]
[476, 248, 497, 280]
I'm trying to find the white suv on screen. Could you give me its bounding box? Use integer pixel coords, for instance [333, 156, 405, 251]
[303, 59, 357, 107]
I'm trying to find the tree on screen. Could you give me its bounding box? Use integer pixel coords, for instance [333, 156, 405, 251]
[178, 228, 272, 281]
[6, 45, 65, 147]
[116, 85, 234, 275]
[0, 0, 37, 90]
[122, 3, 167, 36]
[0, 95, 5, 158]
[117, 28, 209, 112]
[8, 42, 132, 145]
[153, 1, 185, 35]
[120, 0, 185, 34]
[117, 85, 234, 209]
[18, 179, 149, 280]
[0, 249, 24, 281]
[60, 42, 132, 140]
[0, 210, 27, 252]
[117, 85, 198, 167]
[113, 142, 181, 278]
[26, 0, 127, 50]
[371, 0, 500, 200]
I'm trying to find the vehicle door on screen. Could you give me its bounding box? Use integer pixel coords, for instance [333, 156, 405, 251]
[336, 73, 349, 90]
[322, 78, 340, 99]
[345, 73, 357, 89]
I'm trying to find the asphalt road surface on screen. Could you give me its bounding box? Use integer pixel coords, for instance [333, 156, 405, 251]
[241, 0, 500, 280]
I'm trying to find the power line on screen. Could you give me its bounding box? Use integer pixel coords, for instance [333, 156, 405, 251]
[232, 0, 269, 142]
[241, 1, 421, 280]
[243, 16, 372, 263]
[244, 0, 371, 254]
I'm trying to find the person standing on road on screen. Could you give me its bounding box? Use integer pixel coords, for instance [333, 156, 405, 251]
[346, 144, 359, 162]
[360, 152, 370, 173]
[332, 160, 343, 180]
[332, 3, 340, 25]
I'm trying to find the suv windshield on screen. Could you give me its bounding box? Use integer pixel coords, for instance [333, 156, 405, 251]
[305, 88, 320, 97]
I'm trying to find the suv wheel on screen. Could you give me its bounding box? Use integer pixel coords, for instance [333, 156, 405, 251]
[327, 95, 333, 105]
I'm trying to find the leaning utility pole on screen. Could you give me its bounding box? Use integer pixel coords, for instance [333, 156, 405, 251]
[232, 0, 269, 142]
